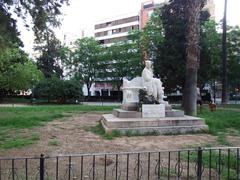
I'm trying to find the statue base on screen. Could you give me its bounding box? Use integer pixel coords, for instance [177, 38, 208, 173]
[142, 104, 165, 118]
[101, 114, 208, 135]
[101, 104, 208, 135]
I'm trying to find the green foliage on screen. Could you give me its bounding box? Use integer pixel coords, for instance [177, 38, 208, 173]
[157, 0, 187, 92]
[1, 0, 69, 44]
[0, 6, 22, 49]
[33, 77, 83, 103]
[67, 36, 143, 97]
[140, 7, 164, 68]
[140, 0, 239, 96]
[1, 60, 43, 91]
[67, 37, 102, 96]
[227, 26, 240, 92]
[0, 0, 69, 94]
[141, 1, 210, 93]
[36, 32, 69, 78]
[100, 41, 143, 90]
[0, 46, 43, 96]
[199, 20, 221, 87]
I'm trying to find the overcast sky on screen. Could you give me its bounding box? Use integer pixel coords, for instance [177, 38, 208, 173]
[18, 0, 240, 56]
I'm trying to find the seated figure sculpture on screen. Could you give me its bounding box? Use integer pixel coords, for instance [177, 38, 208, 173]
[142, 60, 166, 103]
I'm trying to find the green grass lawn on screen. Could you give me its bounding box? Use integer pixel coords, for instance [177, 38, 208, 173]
[0, 104, 239, 149]
[198, 106, 240, 145]
[0, 105, 118, 149]
[199, 108, 240, 135]
[218, 104, 240, 109]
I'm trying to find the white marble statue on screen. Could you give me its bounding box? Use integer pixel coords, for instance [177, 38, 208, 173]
[122, 77, 143, 104]
[122, 60, 167, 105]
[142, 60, 166, 103]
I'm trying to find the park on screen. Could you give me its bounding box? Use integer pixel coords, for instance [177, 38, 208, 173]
[0, 0, 240, 179]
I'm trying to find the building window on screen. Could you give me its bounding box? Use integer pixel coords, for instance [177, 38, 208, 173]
[143, 3, 154, 9]
[106, 22, 111, 26]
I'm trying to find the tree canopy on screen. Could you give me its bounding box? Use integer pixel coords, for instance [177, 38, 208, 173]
[0, 47, 43, 97]
[0, 0, 68, 98]
[65, 37, 102, 96]
[36, 31, 68, 78]
[1, 0, 69, 44]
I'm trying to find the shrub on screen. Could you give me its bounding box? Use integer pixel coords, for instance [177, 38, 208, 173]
[33, 77, 83, 103]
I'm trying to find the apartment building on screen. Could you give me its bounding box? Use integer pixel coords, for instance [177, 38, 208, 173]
[94, 12, 140, 46]
[93, 1, 156, 46]
[62, 29, 85, 48]
[94, 0, 215, 46]
[91, 0, 215, 96]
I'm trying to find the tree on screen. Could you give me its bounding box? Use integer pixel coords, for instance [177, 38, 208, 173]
[183, 0, 205, 116]
[227, 26, 240, 95]
[0, 6, 22, 49]
[159, 0, 187, 93]
[0, 47, 43, 98]
[36, 32, 67, 78]
[140, 7, 164, 77]
[1, 0, 69, 44]
[2, 61, 43, 91]
[140, 1, 209, 94]
[199, 20, 221, 102]
[33, 77, 83, 103]
[67, 37, 102, 97]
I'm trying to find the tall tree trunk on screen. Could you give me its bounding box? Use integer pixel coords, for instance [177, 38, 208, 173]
[183, 0, 205, 116]
[221, 0, 228, 104]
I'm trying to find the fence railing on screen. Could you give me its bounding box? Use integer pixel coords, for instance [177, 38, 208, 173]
[0, 147, 239, 180]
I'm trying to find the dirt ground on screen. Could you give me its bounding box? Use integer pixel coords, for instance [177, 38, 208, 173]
[0, 112, 239, 157]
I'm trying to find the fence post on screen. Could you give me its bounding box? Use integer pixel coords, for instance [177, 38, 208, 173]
[197, 147, 203, 180]
[40, 154, 45, 180]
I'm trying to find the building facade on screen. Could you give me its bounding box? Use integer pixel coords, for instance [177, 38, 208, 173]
[94, 0, 215, 46]
[90, 0, 216, 97]
[94, 12, 140, 46]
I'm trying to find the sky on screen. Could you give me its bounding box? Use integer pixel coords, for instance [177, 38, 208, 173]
[18, 0, 240, 57]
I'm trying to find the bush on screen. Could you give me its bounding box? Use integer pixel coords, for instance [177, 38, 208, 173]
[33, 77, 83, 103]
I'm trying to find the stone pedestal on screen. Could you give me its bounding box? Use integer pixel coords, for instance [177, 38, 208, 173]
[102, 114, 208, 135]
[142, 104, 165, 118]
[101, 103, 208, 135]
[121, 103, 138, 111]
